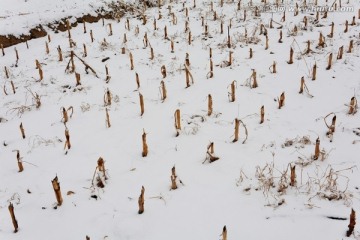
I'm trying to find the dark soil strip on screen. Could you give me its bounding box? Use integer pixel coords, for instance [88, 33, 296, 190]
[0, 12, 115, 48]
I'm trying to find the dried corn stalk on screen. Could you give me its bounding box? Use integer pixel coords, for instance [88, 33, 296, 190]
[328, 22, 334, 38]
[11, 81, 16, 94]
[69, 51, 75, 73]
[135, 72, 140, 89]
[171, 175, 177, 190]
[208, 58, 214, 78]
[1, 44, 4, 56]
[150, 47, 154, 60]
[38, 65, 43, 81]
[265, 35, 269, 50]
[184, 64, 194, 88]
[15, 48, 19, 63]
[75, 72, 81, 86]
[228, 51, 233, 66]
[348, 97, 358, 114]
[287, 47, 294, 64]
[270, 61, 277, 73]
[138, 186, 145, 214]
[318, 32, 325, 48]
[142, 129, 148, 157]
[20, 122, 25, 139]
[185, 53, 190, 66]
[206, 142, 220, 163]
[348, 40, 353, 53]
[171, 166, 177, 190]
[322, 10, 328, 19]
[324, 113, 336, 137]
[164, 25, 168, 39]
[4, 66, 9, 79]
[66, 19, 72, 39]
[346, 209, 356, 237]
[105, 65, 111, 83]
[83, 21, 87, 33]
[143, 33, 149, 47]
[208, 94, 213, 116]
[278, 92, 285, 109]
[227, 26, 231, 48]
[160, 80, 167, 101]
[344, 20, 348, 33]
[249, 48, 253, 58]
[104, 89, 112, 106]
[299, 76, 305, 93]
[62, 106, 73, 123]
[174, 109, 181, 137]
[229, 81, 236, 102]
[161, 65, 167, 78]
[233, 118, 240, 142]
[337, 46, 343, 60]
[299, 77, 314, 97]
[8, 203, 19, 233]
[170, 38, 174, 52]
[125, 18, 130, 30]
[13, 150, 24, 172]
[303, 16, 308, 29]
[290, 165, 296, 186]
[313, 137, 320, 160]
[222, 226, 227, 240]
[97, 157, 107, 180]
[312, 63, 317, 80]
[52, 176, 63, 206]
[105, 108, 111, 128]
[91, 157, 107, 187]
[90, 30, 94, 42]
[260, 105, 265, 124]
[139, 93, 145, 116]
[45, 41, 49, 54]
[57, 46, 63, 61]
[305, 40, 312, 54]
[108, 23, 113, 36]
[83, 43, 87, 57]
[129, 52, 134, 70]
[251, 69, 258, 88]
[64, 127, 71, 150]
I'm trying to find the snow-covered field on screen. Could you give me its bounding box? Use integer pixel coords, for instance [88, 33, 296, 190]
[1, 0, 360, 239]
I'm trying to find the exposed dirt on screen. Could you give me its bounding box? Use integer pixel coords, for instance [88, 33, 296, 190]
[0, 25, 47, 49]
[0, 12, 115, 48]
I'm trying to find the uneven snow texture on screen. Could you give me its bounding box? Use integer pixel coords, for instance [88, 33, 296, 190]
[1, 0, 360, 240]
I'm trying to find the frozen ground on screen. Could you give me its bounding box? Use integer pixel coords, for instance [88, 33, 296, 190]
[0, 0, 360, 239]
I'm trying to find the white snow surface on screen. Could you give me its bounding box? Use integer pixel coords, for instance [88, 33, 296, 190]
[0, 0, 125, 36]
[1, 0, 360, 240]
